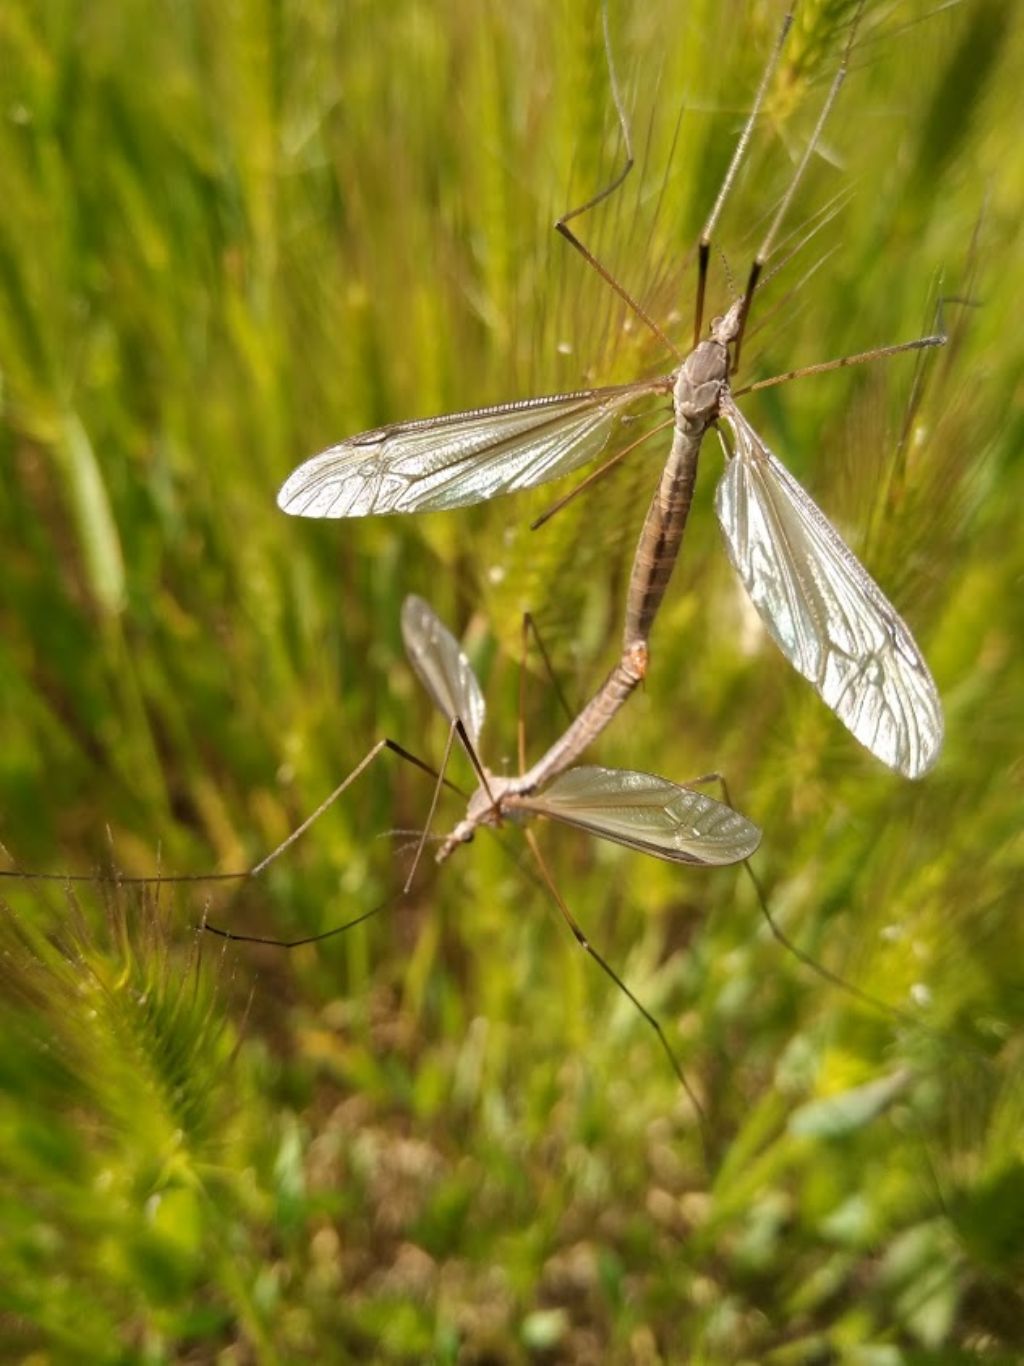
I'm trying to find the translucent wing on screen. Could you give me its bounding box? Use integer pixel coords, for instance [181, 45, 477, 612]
[401, 595, 486, 749]
[278, 380, 670, 518]
[715, 397, 943, 778]
[512, 766, 761, 865]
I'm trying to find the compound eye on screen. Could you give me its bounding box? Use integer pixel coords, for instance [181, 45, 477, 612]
[463, 831, 475, 844]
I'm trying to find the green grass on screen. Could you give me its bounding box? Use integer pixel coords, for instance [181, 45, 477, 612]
[1, 0, 1021, 1360]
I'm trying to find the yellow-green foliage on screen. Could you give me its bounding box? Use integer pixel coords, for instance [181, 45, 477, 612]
[0, 1, 1021, 1360]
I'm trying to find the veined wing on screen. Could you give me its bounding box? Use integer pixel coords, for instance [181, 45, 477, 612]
[511, 766, 761, 865]
[278, 379, 671, 517]
[715, 396, 943, 779]
[401, 595, 486, 749]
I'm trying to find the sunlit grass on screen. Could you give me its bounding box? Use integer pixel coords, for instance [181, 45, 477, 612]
[0, 0, 1021, 1358]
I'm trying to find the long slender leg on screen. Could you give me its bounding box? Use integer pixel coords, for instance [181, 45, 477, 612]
[403, 722, 458, 893]
[529, 414, 673, 532]
[555, 1, 680, 361]
[523, 826, 709, 1156]
[251, 740, 419, 877]
[0, 853, 241, 886]
[696, 773, 915, 1025]
[518, 615, 530, 777]
[515, 598, 581, 787]
[202, 737, 457, 945]
[516, 601, 580, 789]
[202, 897, 393, 949]
[731, 333, 946, 398]
[453, 717, 497, 810]
[208, 729, 485, 946]
[519, 611, 576, 774]
[740, 859, 914, 1024]
[694, 6, 795, 345]
[2, 738, 462, 887]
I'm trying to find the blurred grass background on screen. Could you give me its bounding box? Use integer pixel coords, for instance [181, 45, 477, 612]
[0, 0, 1021, 1360]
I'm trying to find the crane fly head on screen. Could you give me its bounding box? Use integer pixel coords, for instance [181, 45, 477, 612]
[710, 297, 745, 347]
[435, 772, 510, 865]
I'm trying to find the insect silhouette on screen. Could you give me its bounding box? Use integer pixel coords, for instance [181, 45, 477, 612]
[276, 4, 945, 779]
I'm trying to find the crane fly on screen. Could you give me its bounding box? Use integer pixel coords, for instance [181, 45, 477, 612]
[6, 587, 936, 1111]
[277, 3, 945, 779]
[397, 594, 759, 871]
[2, 595, 760, 1120]
[320, 590, 760, 1125]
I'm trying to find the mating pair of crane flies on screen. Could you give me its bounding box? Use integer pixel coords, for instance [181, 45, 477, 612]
[278, 2, 945, 781]
[4, 4, 947, 1107]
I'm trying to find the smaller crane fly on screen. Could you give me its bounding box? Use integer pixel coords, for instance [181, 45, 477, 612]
[344, 590, 758, 1120]
[398, 593, 760, 871]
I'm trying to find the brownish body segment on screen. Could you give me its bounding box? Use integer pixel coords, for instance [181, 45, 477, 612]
[518, 308, 739, 794]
